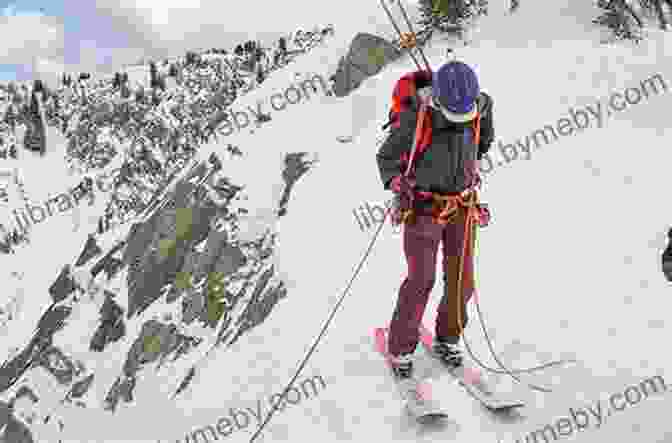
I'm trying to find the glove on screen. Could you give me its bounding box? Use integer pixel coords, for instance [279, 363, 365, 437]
[472, 172, 483, 189]
[390, 175, 416, 198]
[390, 175, 416, 210]
[389, 175, 416, 226]
[475, 203, 491, 227]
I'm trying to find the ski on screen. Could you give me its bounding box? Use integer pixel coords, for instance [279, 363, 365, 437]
[373, 327, 449, 424]
[418, 324, 525, 411]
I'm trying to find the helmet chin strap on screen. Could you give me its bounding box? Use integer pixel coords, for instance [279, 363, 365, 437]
[430, 96, 459, 118]
[430, 95, 478, 123]
[428, 95, 442, 111]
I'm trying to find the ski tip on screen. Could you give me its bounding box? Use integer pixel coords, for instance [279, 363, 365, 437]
[417, 324, 432, 346]
[463, 367, 481, 385]
[373, 327, 388, 353]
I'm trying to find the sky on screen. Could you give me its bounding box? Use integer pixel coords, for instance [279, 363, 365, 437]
[0, 0, 139, 82]
[0, 0, 366, 86]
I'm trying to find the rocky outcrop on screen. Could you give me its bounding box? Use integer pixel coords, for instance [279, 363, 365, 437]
[0, 148, 317, 437]
[48, 265, 77, 303]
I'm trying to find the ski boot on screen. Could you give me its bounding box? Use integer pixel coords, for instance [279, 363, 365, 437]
[390, 353, 414, 379]
[433, 338, 463, 367]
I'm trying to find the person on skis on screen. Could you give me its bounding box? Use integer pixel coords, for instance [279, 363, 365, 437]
[376, 60, 494, 378]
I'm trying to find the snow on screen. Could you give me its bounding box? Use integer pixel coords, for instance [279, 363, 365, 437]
[1, 1, 672, 442]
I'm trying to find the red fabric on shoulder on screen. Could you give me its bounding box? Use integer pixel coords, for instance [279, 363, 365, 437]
[391, 70, 433, 174]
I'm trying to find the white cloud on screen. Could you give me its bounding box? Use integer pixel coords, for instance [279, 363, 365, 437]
[2, 0, 395, 80]
[0, 15, 65, 65]
[91, 0, 376, 56]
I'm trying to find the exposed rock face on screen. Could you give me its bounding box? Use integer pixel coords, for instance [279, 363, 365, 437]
[89, 293, 125, 352]
[278, 152, 318, 217]
[0, 151, 316, 440]
[0, 401, 34, 443]
[48, 265, 77, 303]
[332, 32, 401, 97]
[74, 235, 102, 267]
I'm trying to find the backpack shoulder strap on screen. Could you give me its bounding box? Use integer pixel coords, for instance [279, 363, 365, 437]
[404, 99, 430, 176]
[468, 109, 483, 189]
[472, 111, 481, 147]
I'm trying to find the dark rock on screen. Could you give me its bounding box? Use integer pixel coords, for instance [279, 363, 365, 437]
[174, 367, 195, 396]
[0, 306, 72, 392]
[103, 375, 135, 412]
[10, 386, 39, 406]
[48, 265, 77, 302]
[74, 235, 102, 267]
[36, 306, 71, 337]
[229, 267, 287, 346]
[37, 346, 75, 384]
[69, 374, 94, 399]
[90, 295, 125, 352]
[0, 401, 34, 442]
[123, 320, 200, 375]
[278, 152, 317, 217]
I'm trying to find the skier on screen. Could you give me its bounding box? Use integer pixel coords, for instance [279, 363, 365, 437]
[376, 60, 494, 378]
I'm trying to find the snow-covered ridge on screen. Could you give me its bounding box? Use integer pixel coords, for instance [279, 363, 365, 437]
[0, 21, 331, 443]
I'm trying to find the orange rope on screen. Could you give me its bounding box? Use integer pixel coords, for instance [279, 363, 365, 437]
[454, 192, 479, 338]
[402, 107, 483, 340]
[398, 99, 429, 225]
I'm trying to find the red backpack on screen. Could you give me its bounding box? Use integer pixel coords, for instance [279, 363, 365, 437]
[382, 70, 433, 176]
[383, 70, 432, 131]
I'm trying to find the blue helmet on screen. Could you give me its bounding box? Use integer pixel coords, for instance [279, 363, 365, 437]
[432, 61, 480, 118]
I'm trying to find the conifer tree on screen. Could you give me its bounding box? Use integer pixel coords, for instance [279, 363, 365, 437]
[593, 0, 643, 42]
[417, 0, 488, 42]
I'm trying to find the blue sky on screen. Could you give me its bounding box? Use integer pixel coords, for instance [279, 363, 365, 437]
[0, 0, 137, 82]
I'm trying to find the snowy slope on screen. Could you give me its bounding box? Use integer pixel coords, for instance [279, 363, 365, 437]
[2, 0, 672, 442]
[171, 2, 672, 443]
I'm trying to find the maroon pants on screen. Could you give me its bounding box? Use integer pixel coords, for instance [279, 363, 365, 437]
[388, 209, 475, 356]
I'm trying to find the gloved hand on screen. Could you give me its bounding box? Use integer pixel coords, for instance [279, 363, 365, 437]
[390, 175, 416, 199]
[475, 203, 491, 227]
[389, 175, 416, 226]
[472, 172, 483, 189]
